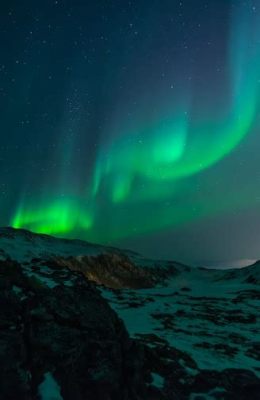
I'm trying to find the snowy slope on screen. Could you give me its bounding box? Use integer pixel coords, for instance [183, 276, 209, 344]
[0, 227, 259, 385]
[101, 266, 260, 378]
[0, 227, 138, 262]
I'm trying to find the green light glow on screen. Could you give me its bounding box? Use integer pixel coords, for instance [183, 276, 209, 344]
[10, 2, 260, 244]
[12, 199, 93, 236]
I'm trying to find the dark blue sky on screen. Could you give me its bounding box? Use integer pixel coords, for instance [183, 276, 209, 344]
[1, 0, 260, 265]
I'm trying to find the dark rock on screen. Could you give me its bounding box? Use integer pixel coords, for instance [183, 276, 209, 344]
[190, 369, 260, 400]
[54, 253, 161, 289]
[0, 259, 150, 400]
[245, 342, 260, 361]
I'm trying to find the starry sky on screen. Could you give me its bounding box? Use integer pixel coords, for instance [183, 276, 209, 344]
[1, 0, 260, 265]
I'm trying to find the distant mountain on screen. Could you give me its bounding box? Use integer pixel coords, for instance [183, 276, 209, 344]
[0, 227, 259, 399]
[1, 226, 259, 288]
[211, 261, 260, 285]
[0, 226, 139, 262]
[0, 227, 189, 289]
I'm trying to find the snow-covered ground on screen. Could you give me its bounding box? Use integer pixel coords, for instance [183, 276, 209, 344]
[101, 267, 260, 377]
[1, 227, 259, 380]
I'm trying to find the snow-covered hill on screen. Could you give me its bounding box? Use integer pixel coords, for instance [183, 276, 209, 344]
[0, 227, 259, 399]
[0, 227, 192, 289]
[0, 226, 135, 262]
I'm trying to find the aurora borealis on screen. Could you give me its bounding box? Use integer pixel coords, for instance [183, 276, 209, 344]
[1, 0, 260, 263]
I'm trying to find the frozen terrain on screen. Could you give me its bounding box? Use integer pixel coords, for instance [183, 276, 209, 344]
[101, 266, 260, 376]
[0, 227, 259, 399]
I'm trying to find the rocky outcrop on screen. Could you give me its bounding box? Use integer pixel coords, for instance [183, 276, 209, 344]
[0, 258, 152, 400]
[0, 227, 170, 290]
[54, 253, 166, 289]
[137, 335, 260, 400]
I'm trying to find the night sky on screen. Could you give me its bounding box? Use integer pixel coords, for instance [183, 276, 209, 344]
[1, 0, 260, 265]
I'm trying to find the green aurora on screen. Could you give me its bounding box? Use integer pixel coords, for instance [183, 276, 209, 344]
[10, 2, 260, 245]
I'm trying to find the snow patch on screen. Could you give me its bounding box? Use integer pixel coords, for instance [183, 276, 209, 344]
[151, 373, 164, 389]
[38, 372, 63, 400]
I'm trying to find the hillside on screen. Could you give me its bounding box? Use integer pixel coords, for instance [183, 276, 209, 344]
[0, 227, 259, 399]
